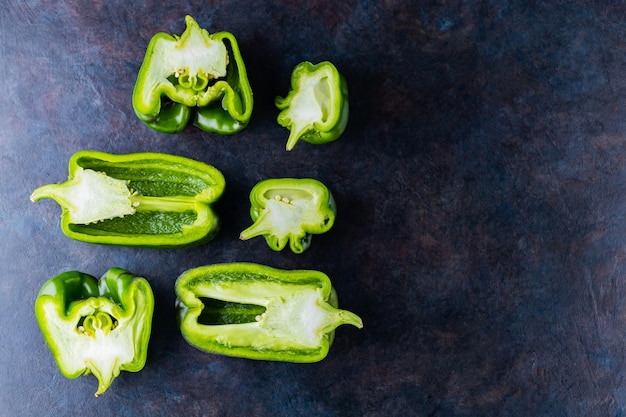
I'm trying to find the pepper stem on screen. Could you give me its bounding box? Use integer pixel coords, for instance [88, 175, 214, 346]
[318, 304, 364, 335]
[285, 125, 309, 151]
[239, 209, 273, 240]
[338, 310, 364, 329]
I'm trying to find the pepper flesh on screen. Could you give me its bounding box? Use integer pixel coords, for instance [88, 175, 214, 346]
[30, 150, 225, 247]
[35, 268, 154, 396]
[239, 178, 336, 253]
[132, 15, 253, 134]
[275, 61, 349, 150]
[175, 263, 362, 362]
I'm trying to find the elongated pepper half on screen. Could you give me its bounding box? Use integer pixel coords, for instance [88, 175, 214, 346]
[239, 178, 336, 253]
[30, 150, 225, 248]
[275, 61, 349, 150]
[35, 268, 154, 396]
[175, 263, 362, 362]
[132, 15, 253, 134]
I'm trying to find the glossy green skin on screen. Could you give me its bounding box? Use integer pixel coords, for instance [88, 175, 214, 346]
[31, 150, 225, 248]
[35, 268, 154, 396]
[275, 61, 349, 150]
[175, 263, 363, 362]
[132, 15, 253, 134]
[239, 178, 336, 253]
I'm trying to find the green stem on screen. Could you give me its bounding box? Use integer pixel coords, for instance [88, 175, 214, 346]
[239, 209, 272, 240]
[285, 124, 309, 151]
[319, 307, 364, 335]
[30, 183, 68, 204]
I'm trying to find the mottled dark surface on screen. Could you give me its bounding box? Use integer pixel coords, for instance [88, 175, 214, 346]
[2, 1, 626, 416]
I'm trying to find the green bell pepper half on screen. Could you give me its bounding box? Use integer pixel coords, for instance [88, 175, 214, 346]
[275, 61, 349, 150]
[239, 178, 336, 253]
[30, 150, 225, 248]
[175, 263, 362, 362]
[35, 268, 154, 396]
[132, 15, 253, 134]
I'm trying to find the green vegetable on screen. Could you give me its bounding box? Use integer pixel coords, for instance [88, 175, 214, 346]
[132, 15, 253, 134]
[275, 61, 349, 150]
[35, 268, 154, 396]
[239, 178, 336, 253]
[175, 263, 362, 362]
[31, 150, 225, 247]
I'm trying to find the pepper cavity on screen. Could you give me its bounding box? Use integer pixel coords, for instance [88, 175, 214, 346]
[77, 312, 119, 337]
[197, 297, 267, 325]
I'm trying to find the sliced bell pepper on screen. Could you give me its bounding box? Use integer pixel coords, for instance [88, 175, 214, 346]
[132, 15, 253, 134]
[175, 263, 362, 362]
[239, 178, 336, 253]
[35, 268, 154, 396]
[275, 61, 349, 150]
[30, 150, 225, 248]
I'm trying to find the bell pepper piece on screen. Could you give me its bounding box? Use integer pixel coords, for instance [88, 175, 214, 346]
[132, 15, 253, 134]
[239, 178, 336, 253]
[35, 268, 154, 396]
[275, 61, 349, 150]
[175, 263, 362, 362]
[30, 150, 225, 248]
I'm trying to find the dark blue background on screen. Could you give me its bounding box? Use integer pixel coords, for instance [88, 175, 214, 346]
[2, 1, 626, 416]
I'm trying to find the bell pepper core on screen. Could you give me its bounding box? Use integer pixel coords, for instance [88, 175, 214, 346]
[35, 268, 154, 397]
[239, 178, 336, 253]
[132, 15, 253, 134]
[275, 61, 349, 150]
[30, 150, 225, 248]
[175, 263, 362, 362]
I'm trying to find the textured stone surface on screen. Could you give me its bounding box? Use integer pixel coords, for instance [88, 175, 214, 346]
[3, 1, 626, 416]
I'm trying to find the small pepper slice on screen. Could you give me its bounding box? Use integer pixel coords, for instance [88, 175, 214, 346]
[239, 178, 336, 253]
[275, 61, 349, 150]
[175, 263, 362, 362]
[30, 150, 225, 247]
[132, 15, 253, 134]
[35, 268, 154, 396]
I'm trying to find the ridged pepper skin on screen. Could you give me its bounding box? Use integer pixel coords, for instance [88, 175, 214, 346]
[175, 263, 362, 363]
[30, 150, 225, 248]
[132, 15, 253, 134]
[239, 178, 336, 253]
[275, 61, 349, 150]
[35, 268, 154, 396]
